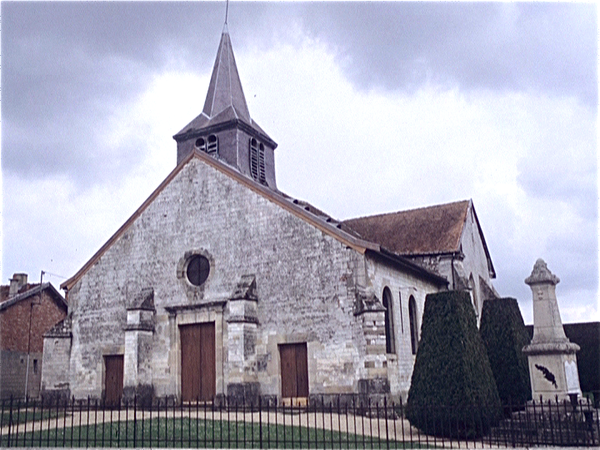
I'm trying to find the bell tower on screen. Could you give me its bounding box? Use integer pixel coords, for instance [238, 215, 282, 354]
[173, 26, 278, 189]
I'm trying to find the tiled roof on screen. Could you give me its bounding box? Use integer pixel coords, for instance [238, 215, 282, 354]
[0, 283, 67, 312]
[0, 283, 39, 303]
[341, 200, 471, 256]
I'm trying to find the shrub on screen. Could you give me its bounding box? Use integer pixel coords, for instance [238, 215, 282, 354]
[406, 291, 502, 439]
[480, 297, 531, 407]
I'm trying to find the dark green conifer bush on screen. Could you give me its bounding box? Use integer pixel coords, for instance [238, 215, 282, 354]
[479, 297, 531, 407]
[406, 291, 502, 439]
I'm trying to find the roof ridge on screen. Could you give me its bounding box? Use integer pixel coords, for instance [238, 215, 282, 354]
[60, 151, 450, 291]
[343, 199, 470, 223]
[0, 282, 66, 312]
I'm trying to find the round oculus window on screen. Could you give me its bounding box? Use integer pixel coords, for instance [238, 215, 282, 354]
[186, 255, 210, 286]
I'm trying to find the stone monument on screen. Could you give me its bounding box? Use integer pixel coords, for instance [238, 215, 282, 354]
[522, 259, 581, 401]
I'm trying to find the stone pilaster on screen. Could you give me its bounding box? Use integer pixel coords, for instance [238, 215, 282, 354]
[123, 288, 156, 405]
[226, 274, 260, 405]
[354, 286, 389, 398]
[522, 259, 581, 401]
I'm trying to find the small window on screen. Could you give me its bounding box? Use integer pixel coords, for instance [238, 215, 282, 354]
[409, 296, 419, 355]
[186, 255, 210, 286]
[382, 288, 395, 354]
[398, 291, 404, 333]
[33, 359, 38, 374]
[207, 135, 218, 154]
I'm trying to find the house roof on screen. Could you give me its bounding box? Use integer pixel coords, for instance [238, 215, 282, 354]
[61, 150, 448, 292]
[0, 282, 67, 312]
[341, 200, 496, 277]
[174, 28, 274, 146]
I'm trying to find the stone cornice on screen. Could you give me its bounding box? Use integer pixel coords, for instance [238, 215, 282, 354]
[522, 341, 580, 355]
[525, 258, 560, 286]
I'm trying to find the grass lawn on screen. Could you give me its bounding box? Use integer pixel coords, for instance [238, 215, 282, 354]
[2, 416, 435, 448]
[1, 408, 65, 426]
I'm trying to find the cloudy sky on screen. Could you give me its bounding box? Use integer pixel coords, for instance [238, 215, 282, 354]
[2, 2, 597, 324]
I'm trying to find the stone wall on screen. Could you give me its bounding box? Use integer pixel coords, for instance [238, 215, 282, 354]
[64, 156, 442, 403]
[40, 336, 71, 400]
[0, 350, 43, 399]
[457, 204, 496, 318]
[365, 253, 440, 400]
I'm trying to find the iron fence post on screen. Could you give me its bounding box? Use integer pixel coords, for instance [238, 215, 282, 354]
[134, 394, 137, 448]
[259, 396, 263, 449]
[7, 395, 13, 448]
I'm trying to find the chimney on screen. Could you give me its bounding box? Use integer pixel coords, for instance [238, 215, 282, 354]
[9, 273, 28, 297]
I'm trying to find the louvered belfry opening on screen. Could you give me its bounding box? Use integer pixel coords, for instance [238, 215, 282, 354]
[194, 135, 218, 155]
[207, 135, 218, 154]
[249, 138, 266, 184]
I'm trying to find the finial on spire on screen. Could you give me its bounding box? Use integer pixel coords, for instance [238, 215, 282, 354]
[225, 0, 229, 25]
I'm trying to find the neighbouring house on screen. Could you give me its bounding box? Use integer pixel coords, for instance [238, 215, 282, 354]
[41, 27, 498, 406]
[0, 273, 67, 399]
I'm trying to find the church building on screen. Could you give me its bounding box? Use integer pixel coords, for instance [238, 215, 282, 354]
[41, 27, 497, 406]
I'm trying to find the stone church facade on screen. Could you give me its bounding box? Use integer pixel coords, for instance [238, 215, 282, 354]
[41, 29, 496, 405]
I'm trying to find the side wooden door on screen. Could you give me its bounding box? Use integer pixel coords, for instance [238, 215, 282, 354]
[279, 343, 309, 398]
[180, 322, 216, 401]
[104, 355, 124, 407]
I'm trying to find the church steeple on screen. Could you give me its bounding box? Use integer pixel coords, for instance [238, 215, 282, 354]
[174, 27, 278, 189]
[202, 27, 250, 123]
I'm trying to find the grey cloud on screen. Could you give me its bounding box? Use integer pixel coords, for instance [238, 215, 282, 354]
[1, 2, 226, 186]
[517, 167, 597, 221]
[516, 128, 597, 221]
[4, 2, 595, 187]
[1, 2, 305, 186]
[546, 233, 598, 292]
[297, 3, 597, 107]
[2, 39, 151, 185]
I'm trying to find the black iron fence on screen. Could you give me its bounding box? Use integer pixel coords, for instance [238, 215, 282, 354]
[0, 395, 598, 448]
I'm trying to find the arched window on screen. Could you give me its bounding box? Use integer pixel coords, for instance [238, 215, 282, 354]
[409, 296, 419, 355]
[382, 287, 395, 354]
[469, 274, 479, 317]
[398, 291, 404, 333]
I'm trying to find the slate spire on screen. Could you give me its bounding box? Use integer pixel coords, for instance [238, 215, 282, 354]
[202, 26, 251, 123]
